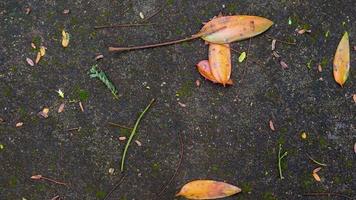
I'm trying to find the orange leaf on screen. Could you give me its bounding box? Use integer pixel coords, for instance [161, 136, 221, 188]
[176, 180, 241, 199]
[209, 43, 232, 86]
[333, 32, 350, 87]
[200, 15, 273, 44]
[312, 173, 321, 182]
[196, 60, 232, 86]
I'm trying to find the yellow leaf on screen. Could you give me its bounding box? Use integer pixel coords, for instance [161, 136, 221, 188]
[238, 52, 246, 63]
[209, 43, 232, 86]
[200, 15, 273, 44]
[35, 51, 41, 64]
[62, 30, 70, 48]
[312, 173, 321, 182]
[176, 180, 241, 199]
[39, 46, 46, 56]
[333, 32, 350, 87]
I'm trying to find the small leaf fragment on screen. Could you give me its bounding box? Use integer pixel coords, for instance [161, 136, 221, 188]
[312, 172, 321, 182]
[58, 103, 65, 113]
[62, 30, 70, 48]
[353, 94, 356, 104]
[271, 39, 276, 51]
[280, 60, 288, 69]
[333, 32, 350, 87]
[176, 180, 241, 199]
[38, 107, 50, 118]
[26, 58, 34, 66]
[238, 52, 246, 63]
[301, 132, 307, 139]
[35, 52, 41, 64]
[16, 122, 23, 127]
[39, 46, 46, 56]
[269, 120, 275, 131]
[56, 89, 65, 98]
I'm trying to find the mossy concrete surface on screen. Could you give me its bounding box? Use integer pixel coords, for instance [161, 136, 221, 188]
[0, 0, 355, 200]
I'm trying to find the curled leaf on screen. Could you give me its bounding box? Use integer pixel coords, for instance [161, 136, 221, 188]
[62, 30, 70, 48]
[200, 15, 273, 44]
[333, 32, 350, 87]
[209, 43, 232, 86]
[196, 60, 233, 86]
[176, 180, 241, 199]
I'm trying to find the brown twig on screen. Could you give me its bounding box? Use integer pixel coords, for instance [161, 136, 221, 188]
[103, 173, 127, 200]
[265, 35, 297, 45]
[303, 192, 354, 199]
[157, 132, 184, 197]
[67, 127, 81, 132]
[94, 23, 156, 29]
[108, 26, 226, 52]
[31, 175, 68, 186]
[108, 122, 133, 130]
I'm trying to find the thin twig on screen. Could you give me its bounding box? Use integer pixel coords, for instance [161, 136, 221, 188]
[306, 153, 327, 167]
[120, 99, 155, 171]
[103, 173, 127, 200]
[67, 127, 81, 132]
[108, 122, 133, 130]
[278, 144, 288, 179]
[108, 26, 226, 52]
[31, 175, 68, 186]
[94, 23, 156, 29]
[303, 192, 354, 199]
[157, 132, 184, 196]
[142, 7, 163, 22]
[265, 35, 297, 45]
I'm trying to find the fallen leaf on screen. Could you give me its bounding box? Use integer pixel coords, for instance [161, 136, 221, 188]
[58, 103, 65, 113]
[333, 32, 350, 87]
[269, 120, 275, 131]
[317, 64, 322, 72]
[280, 60, 288, 69]
[139, 12, 144, 19]
[199, 15, 273, 44]
[39, 46, 46, 56]
[108, 168, 115, 175]
[297, 29, 311, 35]
[312, 172, 321, 182]
[353, 94, 356, 104]
[272, 51, 280, 58]
[30, 175, 42, 180]
[31, 43, 36, 49]
[56, 89, 64, 98]
[176, 180, 241, 199]
[26, 58, 34, 66]
[0, 117, 4, 123]
[95, 54, 104, 61]
[196, 60, 233, 86]
[62, 30, 70, 48]
[79, 102, 84, 112]
[301, 132, 307, 139]
[209, 43, 232, 86]
[195, 80, 201, 87]
[135, 140, 142, 146]
[271, 39, 276, 51]
[16, 122, 23, 127]
[38, 107, 50, 118]
[25, 7, 31, 15]
[35, 52, 41, 64]
[313, 167, 322, 173]
[63, 9, 70, 14]
[119, 136, 126, 141]
[238, 52, 246, 63]
[178, 102, 187, 108]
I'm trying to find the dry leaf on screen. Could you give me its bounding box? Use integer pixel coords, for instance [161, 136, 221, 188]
[196, 60, 233, 86]
[195, 80, 201, 87]
[58, 103, 65, 113]
[119, 136, 126, 141]
[62, 30, 70, 48]
[272, 51, 280, 58]
[38, 107, 49, 118]
[269, 120, 275, 131]
[30, 175, 42, 180]
[317, 64, 322, 72]
[271, 39, 276, 51]
[63, 9, 70, 14]
[39, 46, 46, 56]
[16, 122, 23, 127]
[95, 54, 104, 61]
[353, 94, 356, 104]
[199, 15, 273, 44]
[176, 180, 241, 199]
[312, 172, 321, 182]
[35, 52, 41, 64]
[280, 60, 288, 69]
[313, 167, 321, 173]
[79, 102, 84, 112]
[178, 102, 187, 108]
[31, 43, 36, 49]
[135, 140, 142, 146]
[0, 117, 4, 123]
[333, 32, 350, 87]
[26, 58, 34, 66]
[209, 43, 232, 86]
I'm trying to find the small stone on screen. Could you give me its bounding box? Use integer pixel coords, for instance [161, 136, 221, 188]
[317, 64, 322, 72]
[16, 122, 23, 127]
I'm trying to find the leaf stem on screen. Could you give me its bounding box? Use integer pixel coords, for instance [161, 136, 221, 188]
[120, 99, 155, 171]
[306, 153, 327, 167]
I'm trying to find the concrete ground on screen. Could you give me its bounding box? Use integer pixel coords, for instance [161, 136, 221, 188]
[0, 0, 355, 199]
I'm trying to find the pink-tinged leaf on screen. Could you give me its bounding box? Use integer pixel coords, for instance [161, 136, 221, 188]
[333, 32, 350, 87]
[26, 58, 34, 66]
[176, 180, 241, 199]
[196, 60, 233, 86]
[200, 15, 273, 44]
